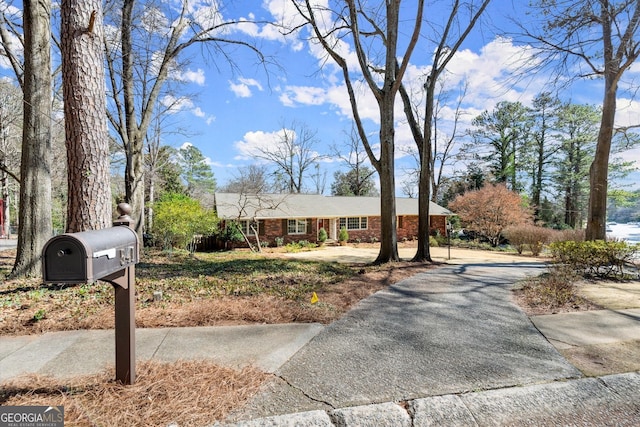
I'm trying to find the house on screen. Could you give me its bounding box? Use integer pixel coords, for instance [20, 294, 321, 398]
[213, 193, 453, 246]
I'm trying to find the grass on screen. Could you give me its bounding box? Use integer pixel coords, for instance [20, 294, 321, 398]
[0, 248, 432, 335]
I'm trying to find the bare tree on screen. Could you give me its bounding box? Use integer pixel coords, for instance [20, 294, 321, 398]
[310, 163, 327, 195]
[523, 0, 640, 240]
[400, 77, 469, 204]
[399, 0, 490, 262]
[220, 164, 273, 194]
[12, 0, 53, 277]
[292, 0, 424, 263]
[254, 120, 323, 194]
[104, 0, 272, 239]
[330, 125, 378, 196]
[61, 0, 112, 232]
[0, 6, 24, 86]
[143, 92, 195, 232]
[0, 80, 22, 237]
[217, 192, 288, 252]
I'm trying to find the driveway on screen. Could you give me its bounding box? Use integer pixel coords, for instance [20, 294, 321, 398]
[231, 258, 581, 420]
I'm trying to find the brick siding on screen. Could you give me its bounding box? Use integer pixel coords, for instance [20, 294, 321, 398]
[217, 215, 448, 249]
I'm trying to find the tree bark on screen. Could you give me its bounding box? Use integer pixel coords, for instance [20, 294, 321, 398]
[12, 0, 52, 278]
[61, 0, 111, 232]
[586, 72, 616, 240]
[375, 96, 400, 264]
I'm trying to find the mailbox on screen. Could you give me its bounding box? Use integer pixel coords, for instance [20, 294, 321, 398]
[42, 226, 138, 284]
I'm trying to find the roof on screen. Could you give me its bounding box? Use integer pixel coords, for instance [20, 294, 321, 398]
[213, 193, 453, 220]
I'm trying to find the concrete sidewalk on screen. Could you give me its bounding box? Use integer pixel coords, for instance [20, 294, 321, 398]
[0, 324, 323, 382]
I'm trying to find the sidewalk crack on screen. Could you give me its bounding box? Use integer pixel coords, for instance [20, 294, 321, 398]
[276, 373, 336, 409]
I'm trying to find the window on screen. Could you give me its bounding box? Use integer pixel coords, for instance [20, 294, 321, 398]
[339, 217, 368, 230]
[239, 220, 257, 236]
[287, 219, 307, 234]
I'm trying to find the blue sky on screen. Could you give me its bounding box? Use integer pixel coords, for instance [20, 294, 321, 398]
[2, 0, 640, 194]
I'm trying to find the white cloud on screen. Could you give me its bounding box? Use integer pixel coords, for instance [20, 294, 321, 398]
[175, 68, 206, 86]
[229, 78, 263, 97]
[279, 85, 326, 106]
[161, 95, 215, 124]
[616, 97, 640, 128]
[161, 95, 195, 114]
[192, 107, 206, 118]
[233, 129, 284, 159]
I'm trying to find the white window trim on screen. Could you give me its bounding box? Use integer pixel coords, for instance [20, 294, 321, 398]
[287, 219, 307, 235]
[339, 217, 368, 231]
[240, 220, 257, 236]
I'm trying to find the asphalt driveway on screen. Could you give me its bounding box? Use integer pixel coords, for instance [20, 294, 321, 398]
[231, 259, 582, 420]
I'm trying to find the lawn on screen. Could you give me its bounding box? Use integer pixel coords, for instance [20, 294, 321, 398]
[0, 248, 433, 335]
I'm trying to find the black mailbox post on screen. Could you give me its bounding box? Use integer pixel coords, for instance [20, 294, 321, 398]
[42, 204, 139, 384]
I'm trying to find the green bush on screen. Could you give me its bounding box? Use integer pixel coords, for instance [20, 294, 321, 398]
[221, 221, 244, 243]
[318, 227, 328, 244]
[338, 227, 349, 243]
[284, 240, 318, 252]
[549, 240, 639, 278]
[152, 193, 218, 251]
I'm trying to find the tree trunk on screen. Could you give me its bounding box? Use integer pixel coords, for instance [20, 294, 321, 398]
[1, 171, 9, 237]
[125, 146, 145, 236]
[122, 0, 145, 238]
[147, 168, 155, 233]
[413, 152, 432, 262]
[374, 96, 399, 264]
[61, 0, 111, 232]
[585, 73, 616, 240]
[12, 0, 52, 278]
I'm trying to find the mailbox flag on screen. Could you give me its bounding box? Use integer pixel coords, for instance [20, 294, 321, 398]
[310, 292, 319, 304]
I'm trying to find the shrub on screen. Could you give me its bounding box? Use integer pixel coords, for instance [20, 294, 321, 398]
[549, 240, 639, 278]
[153, 193, 218, 251]
[519, 265, 581, 309]
[503, 224, 557, 255]
[283, 240, 317, 252]
[448, 184, 533, 247]
[221, 222, 244, 244]
[318, 227, 328, 244]
[338, 227, 349, 243]
[275, 236, 284, 247]
[553, 229, 585, 243]
[429, 236, 439, 247]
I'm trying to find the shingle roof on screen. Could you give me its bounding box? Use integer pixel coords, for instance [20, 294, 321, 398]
[214, 193, 453, 220]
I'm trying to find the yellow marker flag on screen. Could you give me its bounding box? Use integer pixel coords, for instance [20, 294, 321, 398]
[310, 292, 319, 304]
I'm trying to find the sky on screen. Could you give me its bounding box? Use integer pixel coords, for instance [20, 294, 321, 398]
[2, 0, 640, 196]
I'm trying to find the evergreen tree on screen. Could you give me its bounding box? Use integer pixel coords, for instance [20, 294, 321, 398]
[178, 144, 216, 197]
[331, 167, 379, 196]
